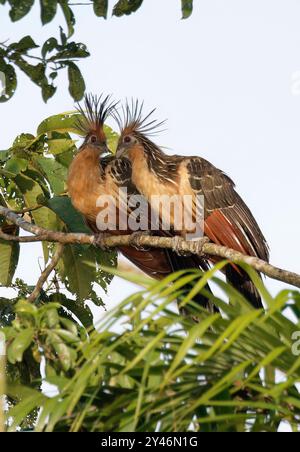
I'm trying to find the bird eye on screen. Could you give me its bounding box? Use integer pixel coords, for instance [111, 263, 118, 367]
[124, 136, 132, 144]
[89, 135, 98, 144]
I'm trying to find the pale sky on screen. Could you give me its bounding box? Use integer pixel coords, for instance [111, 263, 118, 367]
[1, 0, 300, 310]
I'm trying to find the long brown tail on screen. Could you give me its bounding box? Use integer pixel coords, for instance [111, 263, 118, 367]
[226, 265, 263, 309]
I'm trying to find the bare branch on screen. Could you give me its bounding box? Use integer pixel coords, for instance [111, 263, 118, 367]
[1, 205, 300, 289]
[27, 244, 65, 303]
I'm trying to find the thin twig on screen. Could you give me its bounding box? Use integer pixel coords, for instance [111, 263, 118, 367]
[0, 205, 300, 289]
[27, 244, 64, 303]
[13, 205, 43, 215]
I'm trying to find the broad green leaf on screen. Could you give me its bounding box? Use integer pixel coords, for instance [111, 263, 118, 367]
[58, 0, 75, 37]
[33, 156, 67, 195]
[0, 59, 17, 102]
[40, 0, 58, 24]
[181, 0, 193, 19]
[12, 57, 56, 102]
[93, 0, 108, 18]
[7, 328, 34, 364]
[4, 158, 28, 176]
[0, 150, 9, 162]
[14, 173, 58, 230]
[49, 293, 93, 328]
[48, 42, 90, 62]
[9, 0, 34, 21]
[0, 239, 20, 286]
[58, 244, 97, 300]
[113, 0, 144, 17]
[9, 36, 39, 52]
[67, 62, 85, 102]
[47, 138, 76, 156]
[42, 37, 59, 58]
[37, 112, 82, 136]
[54, 329, 80, 344]
[48, 331, 72, 371]
[46, 196, 90, 233]
[15, 299, 38, 317]
[14, 172, 59, 262]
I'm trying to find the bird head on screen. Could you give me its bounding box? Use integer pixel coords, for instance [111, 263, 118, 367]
[76, 94, 117, 155]
[114, 100, 165, 159]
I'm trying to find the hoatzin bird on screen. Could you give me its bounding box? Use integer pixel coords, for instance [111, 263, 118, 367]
[114, 101, 269, 309]
[67, 95, 214, 313]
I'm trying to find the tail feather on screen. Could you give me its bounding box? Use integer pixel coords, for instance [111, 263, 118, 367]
[226, 266, 263, 309]
[166, 251, 218, 315]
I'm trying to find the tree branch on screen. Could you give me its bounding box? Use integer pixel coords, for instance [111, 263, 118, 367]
[1, 205, 300, 289]
[27, 244, 65, 303]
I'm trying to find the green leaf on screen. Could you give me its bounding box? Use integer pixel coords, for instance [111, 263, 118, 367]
[12, 133, 36, 150]
[49, 293, 93, 329]
[40, 0, 58, 25]
[46, 196, 90, 233]
[4, 158, 28, 176]
[14, 173, 58, 231]
[0, 59, 17, 102]
[58, 0, 75, 37]
[42, 84, 56, 103]
[47, 138, 76, 156]
[33, 156, 67, 195]
[41, 37, 59, 58]
[15, 299, 38, 317]
[0, 239, 20, 286]
[11, 57, 56, 103]
[93, 0, 108, 18]
[48, 332, 72, 371]
[8, 0, 34, 22]
[181, 0, 193, 19]
[48, 42, 90, 61]
[54, 329, 80, 344]
[7, 328, 34, 364]
[67, 62, 85, 102]
[58, 245, 97, 300]
[0, 150, 9, 163]
[37, 112, 82, 136]
[9, 36, 39, 53]
[113, 0, 144, 17]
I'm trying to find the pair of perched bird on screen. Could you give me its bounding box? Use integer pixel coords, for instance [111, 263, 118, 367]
[67, 94, 269, 311]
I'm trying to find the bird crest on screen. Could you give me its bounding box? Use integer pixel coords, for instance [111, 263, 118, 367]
[75, 94, 117, 140]
[113, 99, 166, 138]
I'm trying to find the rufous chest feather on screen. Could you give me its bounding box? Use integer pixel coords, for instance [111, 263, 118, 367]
[67, 147, 103, 219]
[128, 148, 178, 199]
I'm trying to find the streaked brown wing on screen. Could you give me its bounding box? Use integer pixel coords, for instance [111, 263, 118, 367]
[186, 157, 269, 261]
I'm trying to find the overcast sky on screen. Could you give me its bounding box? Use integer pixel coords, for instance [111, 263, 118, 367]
[1, 0, 300, 313]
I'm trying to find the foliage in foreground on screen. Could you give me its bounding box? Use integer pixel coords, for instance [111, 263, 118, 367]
[0, 111, 118, 330]
[0, 0, 194, 102]
[4, 265, 300, 432]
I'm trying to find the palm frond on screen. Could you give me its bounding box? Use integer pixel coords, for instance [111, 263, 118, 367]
[5, 265, 300, 432]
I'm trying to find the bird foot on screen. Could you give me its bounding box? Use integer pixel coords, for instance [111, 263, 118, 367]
[129, 231, 152, 251]
[172, 236, 210, 256]
[172, 236, 191, 256]
[94, 232, 112, 251]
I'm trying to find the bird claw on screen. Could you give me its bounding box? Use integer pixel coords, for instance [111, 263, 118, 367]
[94, 232, 111, 251]
[129, 231, 152, 251]
[172, 236, 191, 256]
[172, 236, 210, 256]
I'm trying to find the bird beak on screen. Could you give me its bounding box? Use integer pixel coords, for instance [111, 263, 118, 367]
[101, 143, 111, 156]
[116, 145, 126, 159]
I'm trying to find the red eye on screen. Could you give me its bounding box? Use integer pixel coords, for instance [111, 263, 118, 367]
[124, 136, 131, 144]
[90, 135, 97, 144]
